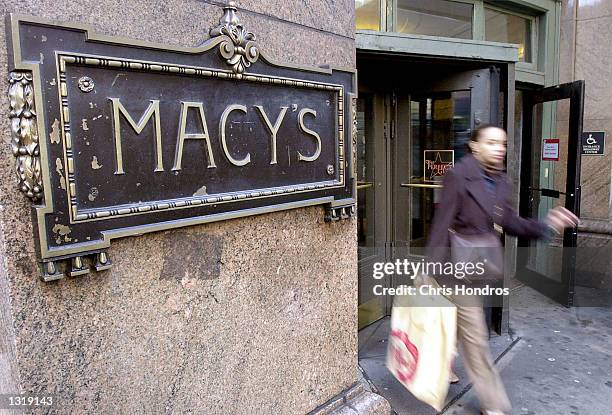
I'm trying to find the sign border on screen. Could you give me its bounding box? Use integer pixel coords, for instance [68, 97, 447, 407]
[55, 52, 346, 224]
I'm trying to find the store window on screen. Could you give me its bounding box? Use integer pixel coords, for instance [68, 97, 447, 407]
[356, 0, 382, 31]
[485, 7, 533, 63]
[396, 0, 473, 39]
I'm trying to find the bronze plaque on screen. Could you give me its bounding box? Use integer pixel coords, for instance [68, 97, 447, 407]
[6, 7, 356, 280]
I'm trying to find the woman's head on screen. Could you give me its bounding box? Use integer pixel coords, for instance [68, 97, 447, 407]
[468, 124, 507, 169]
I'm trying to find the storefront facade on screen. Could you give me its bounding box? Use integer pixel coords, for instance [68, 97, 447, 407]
[354, 0, 608, 329]
[0, 0, 609, 414]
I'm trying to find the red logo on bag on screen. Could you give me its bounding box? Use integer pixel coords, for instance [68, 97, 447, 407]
[389, 329, 419, 383]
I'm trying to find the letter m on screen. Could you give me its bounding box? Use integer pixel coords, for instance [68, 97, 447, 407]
[109, 98, 163, 174]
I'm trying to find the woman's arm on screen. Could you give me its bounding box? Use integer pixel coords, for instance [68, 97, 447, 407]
[499, 204, 550, 239]
[497, 182, 550, 239]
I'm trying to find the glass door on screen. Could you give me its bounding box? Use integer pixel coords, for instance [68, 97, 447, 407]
[357, 92, 389, 329]
[517, 81, 585, 307]
[394, 68, 500, 256]
[357, 67, 502, 329]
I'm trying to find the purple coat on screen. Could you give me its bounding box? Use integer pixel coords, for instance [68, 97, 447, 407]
[426, 153, 548, 261]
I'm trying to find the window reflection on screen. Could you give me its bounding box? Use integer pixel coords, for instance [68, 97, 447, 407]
[485, 8, 532, 63]
[396, 0, 473, 39]
[356, 0, 381, 31]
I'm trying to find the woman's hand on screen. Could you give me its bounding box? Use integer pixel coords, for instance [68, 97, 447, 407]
[544, 207, 580, 234]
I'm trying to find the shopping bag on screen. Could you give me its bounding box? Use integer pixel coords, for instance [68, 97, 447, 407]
[386, 279, 457, 412]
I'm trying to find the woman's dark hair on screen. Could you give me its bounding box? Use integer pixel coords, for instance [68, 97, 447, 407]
[466, 124, 503, 153]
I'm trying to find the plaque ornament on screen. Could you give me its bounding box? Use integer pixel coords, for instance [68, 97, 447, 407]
[77, 76, 95, 93]
[8, 71, 44, 202]
[209, 1, 259, 74]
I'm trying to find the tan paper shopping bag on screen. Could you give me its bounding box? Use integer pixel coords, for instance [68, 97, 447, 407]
[386, 283, 457, 411]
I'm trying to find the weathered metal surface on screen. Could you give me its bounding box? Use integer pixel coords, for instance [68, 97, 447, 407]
[6, 5, 356, 279]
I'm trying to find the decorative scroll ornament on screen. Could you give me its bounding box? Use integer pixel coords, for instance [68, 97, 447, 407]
[209, 1, 259, 74]
[8, 72, 43, 202]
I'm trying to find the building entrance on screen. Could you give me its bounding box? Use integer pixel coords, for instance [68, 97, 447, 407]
[357, 56, 505, 329]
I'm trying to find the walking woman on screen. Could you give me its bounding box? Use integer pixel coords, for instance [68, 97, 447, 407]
[426, 125, 579, 415]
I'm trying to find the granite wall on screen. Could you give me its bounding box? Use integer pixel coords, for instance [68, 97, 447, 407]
[558, 0, 612, 289]
[0, 1, 386, 413]
[559, 0, 612, 222]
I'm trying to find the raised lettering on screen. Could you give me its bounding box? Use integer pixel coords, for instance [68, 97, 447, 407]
[173, 102, 217, 171]
[297, 108, 321, 162]
[254, 105, 288, 165]
[220, 104, 251, 167]
[109, 98, 163, 174]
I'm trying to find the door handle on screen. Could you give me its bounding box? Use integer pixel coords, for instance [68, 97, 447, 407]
[357, 181, 374, 190]
[400, 182, 443, 189]
[527, 187, 565, 198]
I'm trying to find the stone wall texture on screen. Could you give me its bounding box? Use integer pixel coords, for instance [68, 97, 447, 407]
[560, 0, 612, 222]
[0, 1, 358, 413]
[558, 0, 612, 289]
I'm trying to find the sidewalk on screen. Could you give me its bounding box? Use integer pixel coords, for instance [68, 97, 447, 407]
[358, 285, 612, 415]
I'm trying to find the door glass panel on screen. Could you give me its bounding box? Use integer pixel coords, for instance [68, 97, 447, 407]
[525, 100, 569, 283]
[392, 96, 413, 250]
[516, 81, 585, 307]
[357, 94, 385, 328]
[357, 95, 377, 249]
[396, 0, 473, 39]
[356, 0, 382, 30]
[406, 91, 471, 249]
[485, 8, 532, 63]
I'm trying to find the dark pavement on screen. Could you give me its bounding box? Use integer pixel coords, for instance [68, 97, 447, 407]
[358, 285, 612, 415]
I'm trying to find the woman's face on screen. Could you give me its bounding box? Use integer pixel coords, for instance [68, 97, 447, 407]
[470, 127, 507, 166]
